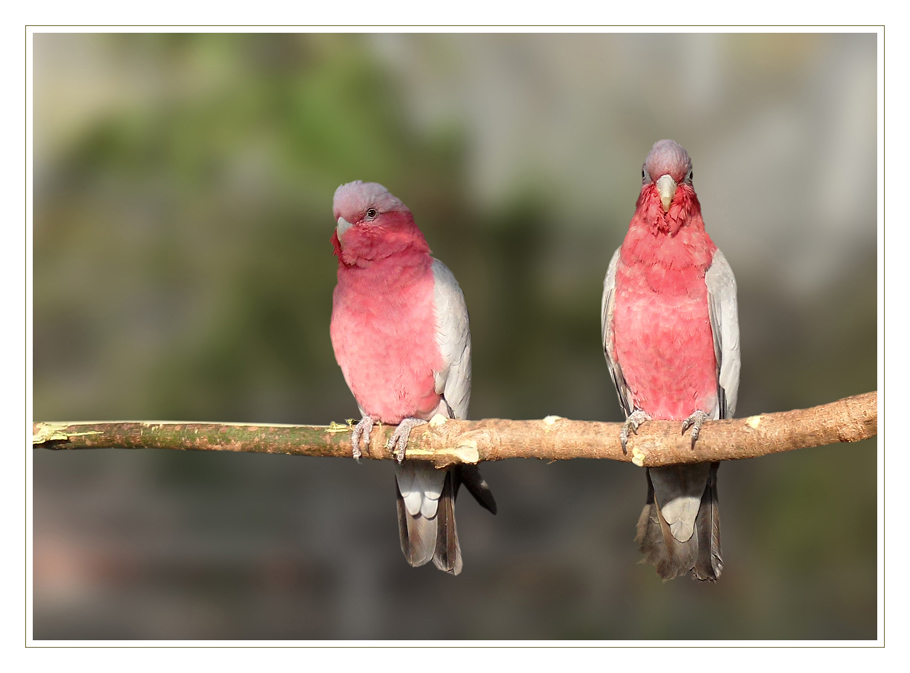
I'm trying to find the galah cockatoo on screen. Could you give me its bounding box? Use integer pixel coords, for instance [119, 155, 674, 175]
[601, 140, 740, 581]
[330, 181, 497, 575]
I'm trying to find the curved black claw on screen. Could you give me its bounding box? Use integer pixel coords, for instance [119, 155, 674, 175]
[351, 415, 374, 462]
[681, 410, 710, 449]
[387, 417, 428, 463]
[620, 409, 652, 454]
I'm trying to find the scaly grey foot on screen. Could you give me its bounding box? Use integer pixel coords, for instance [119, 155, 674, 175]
[351, 415, 374, 461]
[387, 417, 428, 463]
[620, 409, 652, 454]
[681, 410, 710, 449]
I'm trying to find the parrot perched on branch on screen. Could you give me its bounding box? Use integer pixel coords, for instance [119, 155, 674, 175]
[601, 140, 740, 581]
[329, 180, 496, 575]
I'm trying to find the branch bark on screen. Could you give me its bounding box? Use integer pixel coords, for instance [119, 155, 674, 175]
[32, 391, 877, 468]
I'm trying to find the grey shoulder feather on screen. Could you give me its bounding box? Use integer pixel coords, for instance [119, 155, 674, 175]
[431, 258, 472, 420]
[705, 249, 740, 419]
[601, 248, 634, 416]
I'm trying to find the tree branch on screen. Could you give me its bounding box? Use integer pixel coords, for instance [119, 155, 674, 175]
[32, 392, 876, 468]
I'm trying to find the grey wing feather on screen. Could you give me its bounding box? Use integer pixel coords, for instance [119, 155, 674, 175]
[705, 249, 740, 419]
[601, 248, 634, 416]
[431, 258, 472, 420]
[393, 259, 474, 576]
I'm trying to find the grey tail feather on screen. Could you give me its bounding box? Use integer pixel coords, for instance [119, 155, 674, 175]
[693, 462, 723, 581]
[433, 470, 463, 575]
[455, 464, 497, 515]
[396, 481, 436, 568]
[396, 464, 495, 575]
[634, 470, 695, 581]
[635, 465, 722, 582]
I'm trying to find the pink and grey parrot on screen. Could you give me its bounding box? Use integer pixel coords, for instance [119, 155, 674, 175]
[601, 140, 740, 581]
[330, 180, 496, 575]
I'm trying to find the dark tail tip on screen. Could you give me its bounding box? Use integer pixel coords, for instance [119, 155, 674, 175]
[456, 464, 497, 515]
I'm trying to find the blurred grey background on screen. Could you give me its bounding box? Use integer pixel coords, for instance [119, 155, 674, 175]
[32, 32, 877, 640]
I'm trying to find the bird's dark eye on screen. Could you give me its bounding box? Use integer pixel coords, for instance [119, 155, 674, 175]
[687, 170, 693, 183]
[365, 208, 378, 220]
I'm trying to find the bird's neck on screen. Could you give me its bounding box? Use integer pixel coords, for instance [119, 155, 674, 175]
[633, 187, 704, 237]
[623, 201, 716, 273]
[337, 248, 433, 293]
[333, 218, 431, 268]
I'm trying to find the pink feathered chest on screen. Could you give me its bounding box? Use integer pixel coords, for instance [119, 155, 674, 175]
[330, 256, 443, 424]
[611, 227, 720, 420]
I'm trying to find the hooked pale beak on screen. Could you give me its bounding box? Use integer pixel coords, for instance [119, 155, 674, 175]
[336, 216, 353, 238]
[655, 174, 677, 212]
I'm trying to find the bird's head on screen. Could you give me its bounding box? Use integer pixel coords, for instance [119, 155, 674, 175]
[331, 181, 429, 265]
[641, 139, 696, 216]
